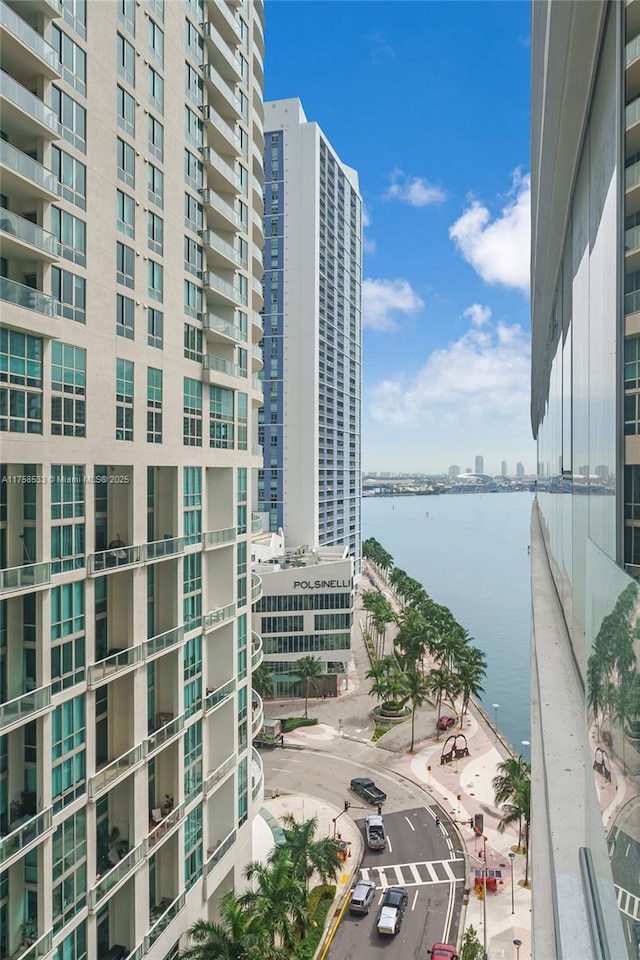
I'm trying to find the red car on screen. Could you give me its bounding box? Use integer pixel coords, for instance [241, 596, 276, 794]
[429, 945, 459, 960]
[436, 715, 456, 731]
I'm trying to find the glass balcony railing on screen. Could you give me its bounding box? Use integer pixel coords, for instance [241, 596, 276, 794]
[203, 353, 244, 378]
[124, 943, 145, 960]
[0, 561, 51, 593]
[203, 602, 236, 631]
[626, 224, 640, 253]
[146, 536, 184, 560]
[252, 376, 263, 392]
[203, 526, 236, 548]
[89, 840, 144, 909]
[626, 95, 640, 128]
[0, 139, 60, 195]
[251, 573, 262, 602]
[202, 230, 246, 268]
[89, 744, 143, 798]
[0, 70, 61, 135]
[252, 747, 263, 801]
[205, 0, 241, 41]
[0, 209, 60, 256]
[202, 105, 241, 152]
[201, 148, 240, 188]
[0, 807, 52, 862]
[88, 646, 142, 686]
[204, 753, 236, 794]
[14, 931, 53, 960]
[201, 22, 242, 76]
[627, 32, 640, 65]
[203, 311, 247, 342]
[0, 276, 59, 317]
[251, 692, 264, 738]
[251, 443, 263, 457]
[206, 828, 236, 874]
[627, 158, 640, 191]
[0, 1, 60, 71]
[202, 65, 242, 115]
[144, 625, 184, 659]
[145, 713, 185, 754]
[0, 685, 50, 731]
[252, 275, 263, 295]
[147, 800, 184, 848]
[251, 632, 263, 669]
[204, 677, 236, 713]
[201, 189, 242, 228]
[203, 271, 247, 306]
[251, 514, 262, 534]
[252, 310, 264, 332]
[626, 289, 640, 315]
[88, 543, 143, 574]
[145, 891, 186, 951]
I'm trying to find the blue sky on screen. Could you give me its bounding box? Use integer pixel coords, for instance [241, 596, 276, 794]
[264, 0, 534, 475]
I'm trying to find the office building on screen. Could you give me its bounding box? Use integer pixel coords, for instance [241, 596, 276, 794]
[474, 454, 484, 474]
[500, 460, 508, 478]
[448, 465, 460, 478]
[257, 98, 363, 571]
[0, 1, 265, 957]
[515, 462, 524, 479]
[531, 2, 638, 957]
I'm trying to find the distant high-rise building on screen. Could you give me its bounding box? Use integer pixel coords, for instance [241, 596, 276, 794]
[474, 455, 484, 474]
[448, 465, 461, 477]
[258, 98, 362, 569]
[465, 467, 471, 474]
[501, 460, 508, 477]
[516, 462, 525, 478]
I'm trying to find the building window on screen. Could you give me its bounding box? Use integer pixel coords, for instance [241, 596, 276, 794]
[116, 241, 134, 288]
[51, 694, 86, 811]
[0, 329, 42, 434]
[117, 85, 135, 137]
[117, 137, 135, 188]
[116, 189, 135, 238]
[52, 86, 86, 152]
[148, 212, 163, 255]
[237, 392, 248, 450]
[183, 466, 201, 545]
[62, 0, 87, 39]
[184, 193, 203, 234]
[147, 308, 163, 349]
[52, 25, 86, 95]
[51, 466, 85, 576]
[148, 163, 164, 208]
[184, 807, 202, 889]
[116, 294, 134, 340]
[51, 342, 85, 437]
[117, 0, 135, 35]
[184, 148, 203, 191]
[183, 553, 201, 627]
[52, 147, 86, 210]
[148, 115, 164, 162]
[148, 18, 164, 66]
[184, 237, 202, 277]
[185, 104, 202, 144]
[149, 0, 164, 22]
[52, 809, 86, 933]
[184, 324, 202, 362]
[115, 358, 134, 441]
[183, 377, 202, 446]
[184, 279, 202, 320]
[185, 19, 203, 63]
[117, 32, 135, 85]
[147, 367, 162, 443]
[52, 267, 86, 324]
[148, 66, 164, 114]
[53, 921, 87, 960]
[147, 260, 163, 302]
[210, 386, 234, 448]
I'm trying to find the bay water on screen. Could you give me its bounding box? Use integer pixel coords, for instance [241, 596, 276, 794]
[362, 491, 534, 751]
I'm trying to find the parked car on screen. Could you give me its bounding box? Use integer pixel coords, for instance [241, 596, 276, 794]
[349, 879, 377, 914]
[350, 776, 387, 805]
[376, 886, 408, 935]
[429, 944, 459, 960]
[365, 814, 386, 850]
[437, 715, 456, 731]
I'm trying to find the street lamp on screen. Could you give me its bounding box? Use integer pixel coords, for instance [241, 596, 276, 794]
[466, 840, 489, 960]
[492, 703, 500, 733]
[521, 740, 530, 763]
[513, 938, 522, 960]
[508, 851, 516, 914]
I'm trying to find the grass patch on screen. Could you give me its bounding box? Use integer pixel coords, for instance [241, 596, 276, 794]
[371, 725, 391, 742]
[296, 885, 336, 959]
[282, 717, 318, 733]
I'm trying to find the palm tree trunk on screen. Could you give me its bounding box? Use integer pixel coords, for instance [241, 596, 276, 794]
[304, 681, 309, 719]
[410, 704, 415, 752]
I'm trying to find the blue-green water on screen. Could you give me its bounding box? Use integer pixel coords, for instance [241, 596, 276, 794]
[362, 491, 533, 751]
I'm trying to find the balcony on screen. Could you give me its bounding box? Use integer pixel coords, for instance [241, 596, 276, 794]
[145, 536, 185, 562]
[143, 625, 184, 660]
[203, 230, 246, 270]
[9, 930, 53, 960]
[0, 208, 60, 261]
[251, 573, 263, 602]
[202, 104, 242, 155]
[251, 309, 263, 337]
[252, 375, 263, 396]
[203, 311, 246, 344]
[0, 139, 60, 200]
[251, 444, 263, 457]
[204, 1, 242, 43]
[203, 270, 245, 307]
[252, 207, 264, 245]
[145, 891, 186, 952]
[202, 526, 236, 549]
[201, 147, 240, 193]
[202, 22, 242, 80]
[145, 713, 185, 756]
[202, 188, 242, 231]
[89, 840, 145, 910]
[0, 1, 60, 79]
[251, 692, 264, 738]
[88, 646, 143, 688]
[204, 753, 236, 794]
[626, 223, 640, 271]
[89, 744, 144, 799]
[204, 677, 236, 713]
[202, 63, 242, 120]
[203, 602, 236, 632]
[147, 800, 184, 850]
[0, 560, 51, 595]
[251, 747, 264, 801]
[88, 543, 144, 575]
[0, 807, 53, 868]
[0, 70, 61, 139]
[203, 352, 245, 380]
[251, 631, 263, 669]
[0, 684, 50, 733]
[251, 514, 262, 535]
[205, 827, 236, 874]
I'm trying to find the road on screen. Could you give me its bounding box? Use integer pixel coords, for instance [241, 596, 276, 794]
[609, 827, 640, 958]
[261, 746, 465, 959]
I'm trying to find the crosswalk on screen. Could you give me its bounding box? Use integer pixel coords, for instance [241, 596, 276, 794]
[616, 884, 640, 920]
[359, 858, 465, 889]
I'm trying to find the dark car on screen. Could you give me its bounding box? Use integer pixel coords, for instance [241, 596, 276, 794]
[376, 886, 408, 935]
[349, 879, 377, 914]
[437, 715, 456, 730]
[429, 944, 459, 960]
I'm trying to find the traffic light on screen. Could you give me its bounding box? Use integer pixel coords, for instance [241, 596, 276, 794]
[468, 818, 474, 828]
[344, 800, 350, 812]
[435, 816, 440, 827]
[377, 804, 383, 815]
[474, 814, 484, 836]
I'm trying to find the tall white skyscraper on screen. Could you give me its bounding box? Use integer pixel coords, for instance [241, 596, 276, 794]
[257, 98, 363, 571]
[0, 1, 265, 957]
[501, 460, 508, 477]
[474, 454, 484, 474]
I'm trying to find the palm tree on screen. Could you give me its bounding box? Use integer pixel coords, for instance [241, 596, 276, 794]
[426, 666, 455, 736]
[180, 890, 284, 960]
[455, 646, 487, 723]
[403, 668, 431, 752]
[493, 755, 530, 851]
[252, 663, 274, 701]
[294, 655, 324, 718]
[497, 778, 531, 886]
[277, 814, 342, 889]
[239, 854, 308, 950]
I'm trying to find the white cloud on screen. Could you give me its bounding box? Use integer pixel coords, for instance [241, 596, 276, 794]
[369, 318, 530, 429]
[463, 304, 492, 328]
[363, 236, 377, 254]
[449, 171, 530, 292]
[362, 278, 424, 332]
[385, 169, 446, 207]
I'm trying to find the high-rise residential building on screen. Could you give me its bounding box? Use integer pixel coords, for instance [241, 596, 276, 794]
[0, 2, 266, 958]
[515, 462, 524, 478]
[257, 98, 363, 571]
[500, 460, 508, 477]
[531, 3, 639, 957]
[474, 454, 484, 474]
[448, 465, 460, 478]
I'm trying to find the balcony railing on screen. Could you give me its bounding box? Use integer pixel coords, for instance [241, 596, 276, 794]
[627, 32, 640, 65]
[0, 684, 50, 731]
[202, 105, 241, 152]
[9, 930, 52, 960]
[251, 443, 263, 457]
[144, 625, 184, 659]
[203, 526, 236, 548]
[203, 353, 244, 378]
[203, 602, 236, 632]
[203, 271, 247, 306]
[0, 807, 52, 863]
[251, 631, 263, 669]
[203, 311, 247, 342]
[627, 158, 640, 191]
[0, 1, 60, 71]
[204, 753, 236, 794]
[0, 209, 60, 257]
[0, 70, 61, 136]
[203, 230, 246, 268]
[251, 573, 262, 601]
[145, 891, 186, 951]
[88, 646, 142, 687]
[205, 828, 236, 874]
[204, 677, 236, 713]
[201, 148, 240, 188]
[205, 0, 241, 40]
[202, 189, 242, 229]
[202, 64, 242, 115]
[89, 839, 144, 909]
[202, 22, 242, 77]
[252, 747, 263, 801]
[0, 561, 51, 593]
[252, 310, 263, 332]
[146, 536, 184, 561]
[626, 289, 640, 315]
[251, 692, 264, 738]
[0, 139, 60, 195]
[89, 543, 143, 574]
[145, 713, 185, 754]
[89, 744, 144, 798]
[252, 376, 263, 392]
[147, 800, 184, 848]
[251, 514, 262, 534]
[627, 223, 640, 254]
[0, 277, 59, 318]
[627, 95, 640, 128]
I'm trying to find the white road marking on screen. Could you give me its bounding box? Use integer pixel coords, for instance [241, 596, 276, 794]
[409, 864, 422, 884]
[425, 862, 439, 882]
[625, 842, 631, 858]
[378, 892, 384, 905]
[387, 836, 392, 853]
[404, 816, 415, 832]
[360, 868, 370, 881]
[441, 860, 457, 882]
[378, 869, 389, 889]
[412, 890, 419, 911]
[286, 758, 301, 763]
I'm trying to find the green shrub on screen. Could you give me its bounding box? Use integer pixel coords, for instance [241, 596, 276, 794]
[282, 717, 319, 733]
[296, 885, 335, 959]
[381, 700, 404, 713]
[371, 725, 390, 742]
